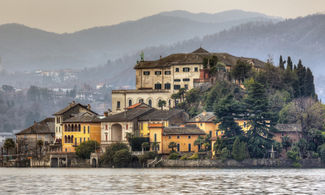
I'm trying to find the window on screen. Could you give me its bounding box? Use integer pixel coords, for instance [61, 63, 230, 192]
[117, 101, 121, 109]
[148, 99, 152, 107]
[105, 125, 108, 130]
[80, 138, 82, 143]
[83, 126, 86, 134]
[174, 85, 181, 90]
[154, 83, 162, 89]
[177, 135, 180, 139]
[128, 99, 132, 107]
[177, 144, 180, 152]
[184, 84, 188, 89]
[194, 67, 198, 72]
[183, 67, 190, 72]
[75, 138, 77, 145]
[154, 134, 157, 142]
[84, 138, 86, 142]
[183, 78, 190, 81]
[209, 131, 212, 137]
[168, 136, 171, 139]
[175, 68, 179, 72]
[164, 71, 171, 75]
[139, 99, 144, 103]
[243, 122, 247, 128]
[105, 133, 108, 141]
[188, 144, 191, 152]
[143, 71, 150, 75]
[155, 71, 161, 75]
[188, 136, 191, 139]
[88, 126, 90, 134]
[174, 79, 180, 82]
[126, 124, 128, 130]
[164, 83, 171, 89]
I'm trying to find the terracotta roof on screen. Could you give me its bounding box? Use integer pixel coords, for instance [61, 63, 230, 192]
[53, 102, 97, 115]
[275, 124, 302, 132]
[139, 109, 185, 121]
[100, 107, 154, 122]
[148, 123, 164, 128]
[163, 126, 205, 135]
[188, 112, 216, 123]
[63, 112, 99, 123]
[16, 118, 55, 135]
[134, 51, 266, 69]
[127, 102, 151, 110]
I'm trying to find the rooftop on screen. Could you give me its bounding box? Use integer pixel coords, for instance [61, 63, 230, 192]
[134, 48, 265, 69]
[53, 101, 97, 116]
[188, 111, 216, 123]
[63, 112, 99, 123]
[139, 109, 185, 121]
[163, 126, 205, 135]
[100, 106, 154, 122]
[16, 118, 55, 135]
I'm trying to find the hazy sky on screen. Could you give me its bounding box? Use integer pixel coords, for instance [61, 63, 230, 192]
[0, 0, 324, 33]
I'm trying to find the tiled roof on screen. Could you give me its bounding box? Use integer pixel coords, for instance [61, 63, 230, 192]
[134, 50, 265, 69]
[192, 47, 209, 54]
[100, 107, 154, 122]
[16, 118, 55, 135]
[275, 124, 302, 132]
[138, 109, 185, 121]
[53, 102, 97, 115]
[188, 112, 216, 122]
[163, 126, 205, 135]
[63, 112, 99, 123]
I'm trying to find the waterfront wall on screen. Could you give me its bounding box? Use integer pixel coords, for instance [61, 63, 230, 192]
[160, 158, 324, 168]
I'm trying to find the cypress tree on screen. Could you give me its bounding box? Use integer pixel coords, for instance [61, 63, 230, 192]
[304, 68, 315, 97]
[279, 55, 285, 70]
[296, 60, 306, 97]
[287, 56, 293, 71]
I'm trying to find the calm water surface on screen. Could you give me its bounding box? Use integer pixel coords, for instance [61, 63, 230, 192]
[0, 168, 325, 194]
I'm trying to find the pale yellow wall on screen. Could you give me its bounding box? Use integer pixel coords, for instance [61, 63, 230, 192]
[139, 121, 168, 137]
[149, 127, 163, 153]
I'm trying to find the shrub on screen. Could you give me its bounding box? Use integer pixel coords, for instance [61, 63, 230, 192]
[168, 152, 179, 160]
[180, 154, 189, 160]
[232, 137, 249, 161]
[100, 143, 129, 166]
[138, 151, 157, 165]
[318, 144, 325, 163]
[188, 153, 199, 160]
[220, 147, 230, 161]
[113, 149, 131, 168]
[311, 151, 319, 159]
[75, 140, 99, 159]
[287, 150, 300, 162]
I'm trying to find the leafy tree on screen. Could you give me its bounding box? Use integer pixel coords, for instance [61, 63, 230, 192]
[297, 138, 308, 158]
[75, 140, 99, 159]
[213, 137, 223, 157]
[168, 142, 177, 152]
[101, 142, 129, 166]
[113, 149, 131, 168]
[158, 100, 166, 110]
[231, 60, 252, 84]
[194, 136, 205, 151]
[3, 138, 15, 155]
[281, 136, 292, 152]
[220, 147, 230, 161]
[318, 144, 325, 163]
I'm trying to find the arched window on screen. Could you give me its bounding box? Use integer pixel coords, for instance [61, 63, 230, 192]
[71, 125, 74, 131]
[64, 135, 67, 143]
[78, 124, 81, 131]
[71, 135, 74, 143]
[128, 99, 132, 107]
[148, 99, 152, 107]
[64, 125, 67, 132]
[154, 83, 162, 90]
[164, 83, 171, 89]
[75, 124, 78, 132]
[139, 99, 144, 103]
[68, 135, 70, 143]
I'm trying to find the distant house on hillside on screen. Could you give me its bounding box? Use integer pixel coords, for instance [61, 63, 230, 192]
[273, 123, 302, 143]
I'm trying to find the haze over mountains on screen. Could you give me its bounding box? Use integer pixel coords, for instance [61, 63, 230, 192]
[0, 9, 324, 99]
[0, 10, 279, 71]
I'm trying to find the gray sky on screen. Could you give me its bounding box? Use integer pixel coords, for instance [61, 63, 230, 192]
[0, 0, 324, 33]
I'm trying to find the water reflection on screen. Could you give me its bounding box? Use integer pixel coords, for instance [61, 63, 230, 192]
[0, 168, 325, 194]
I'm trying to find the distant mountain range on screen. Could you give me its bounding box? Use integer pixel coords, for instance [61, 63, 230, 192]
[0, 10, 279, 71]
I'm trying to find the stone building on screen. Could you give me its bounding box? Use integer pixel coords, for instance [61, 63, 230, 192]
[16, 118, 55, 156]
[112, 48, 265, 112]
[273, 124, 302, 143]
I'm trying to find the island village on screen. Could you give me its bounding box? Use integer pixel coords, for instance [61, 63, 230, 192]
[1, 48, 322, 168]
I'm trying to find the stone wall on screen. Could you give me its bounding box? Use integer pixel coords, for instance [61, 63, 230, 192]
[160, 158, 324, 168]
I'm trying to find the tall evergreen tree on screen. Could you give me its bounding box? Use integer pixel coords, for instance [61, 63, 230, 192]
[279, 55, 286, 70]
[214, 94, 243, 139]
[304, 67, 315, 97]
[287, 56, 293, 71]
[296, 60, 306, 97]
[244, 79, 274, 158]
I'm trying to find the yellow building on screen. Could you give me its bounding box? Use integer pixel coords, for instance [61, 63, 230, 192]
[148, 123, 205, 154]
[62, 112, 101, 153]
[138, 109, 189, 137]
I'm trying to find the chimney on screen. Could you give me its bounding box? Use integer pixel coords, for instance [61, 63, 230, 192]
[104, 112, 108, 117]
[87, 104, 91, 110]
[70, 101, 76, 106]
[160, 55, 162, 59]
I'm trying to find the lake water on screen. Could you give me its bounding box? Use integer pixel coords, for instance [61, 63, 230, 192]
[0, 168, 324, 194]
